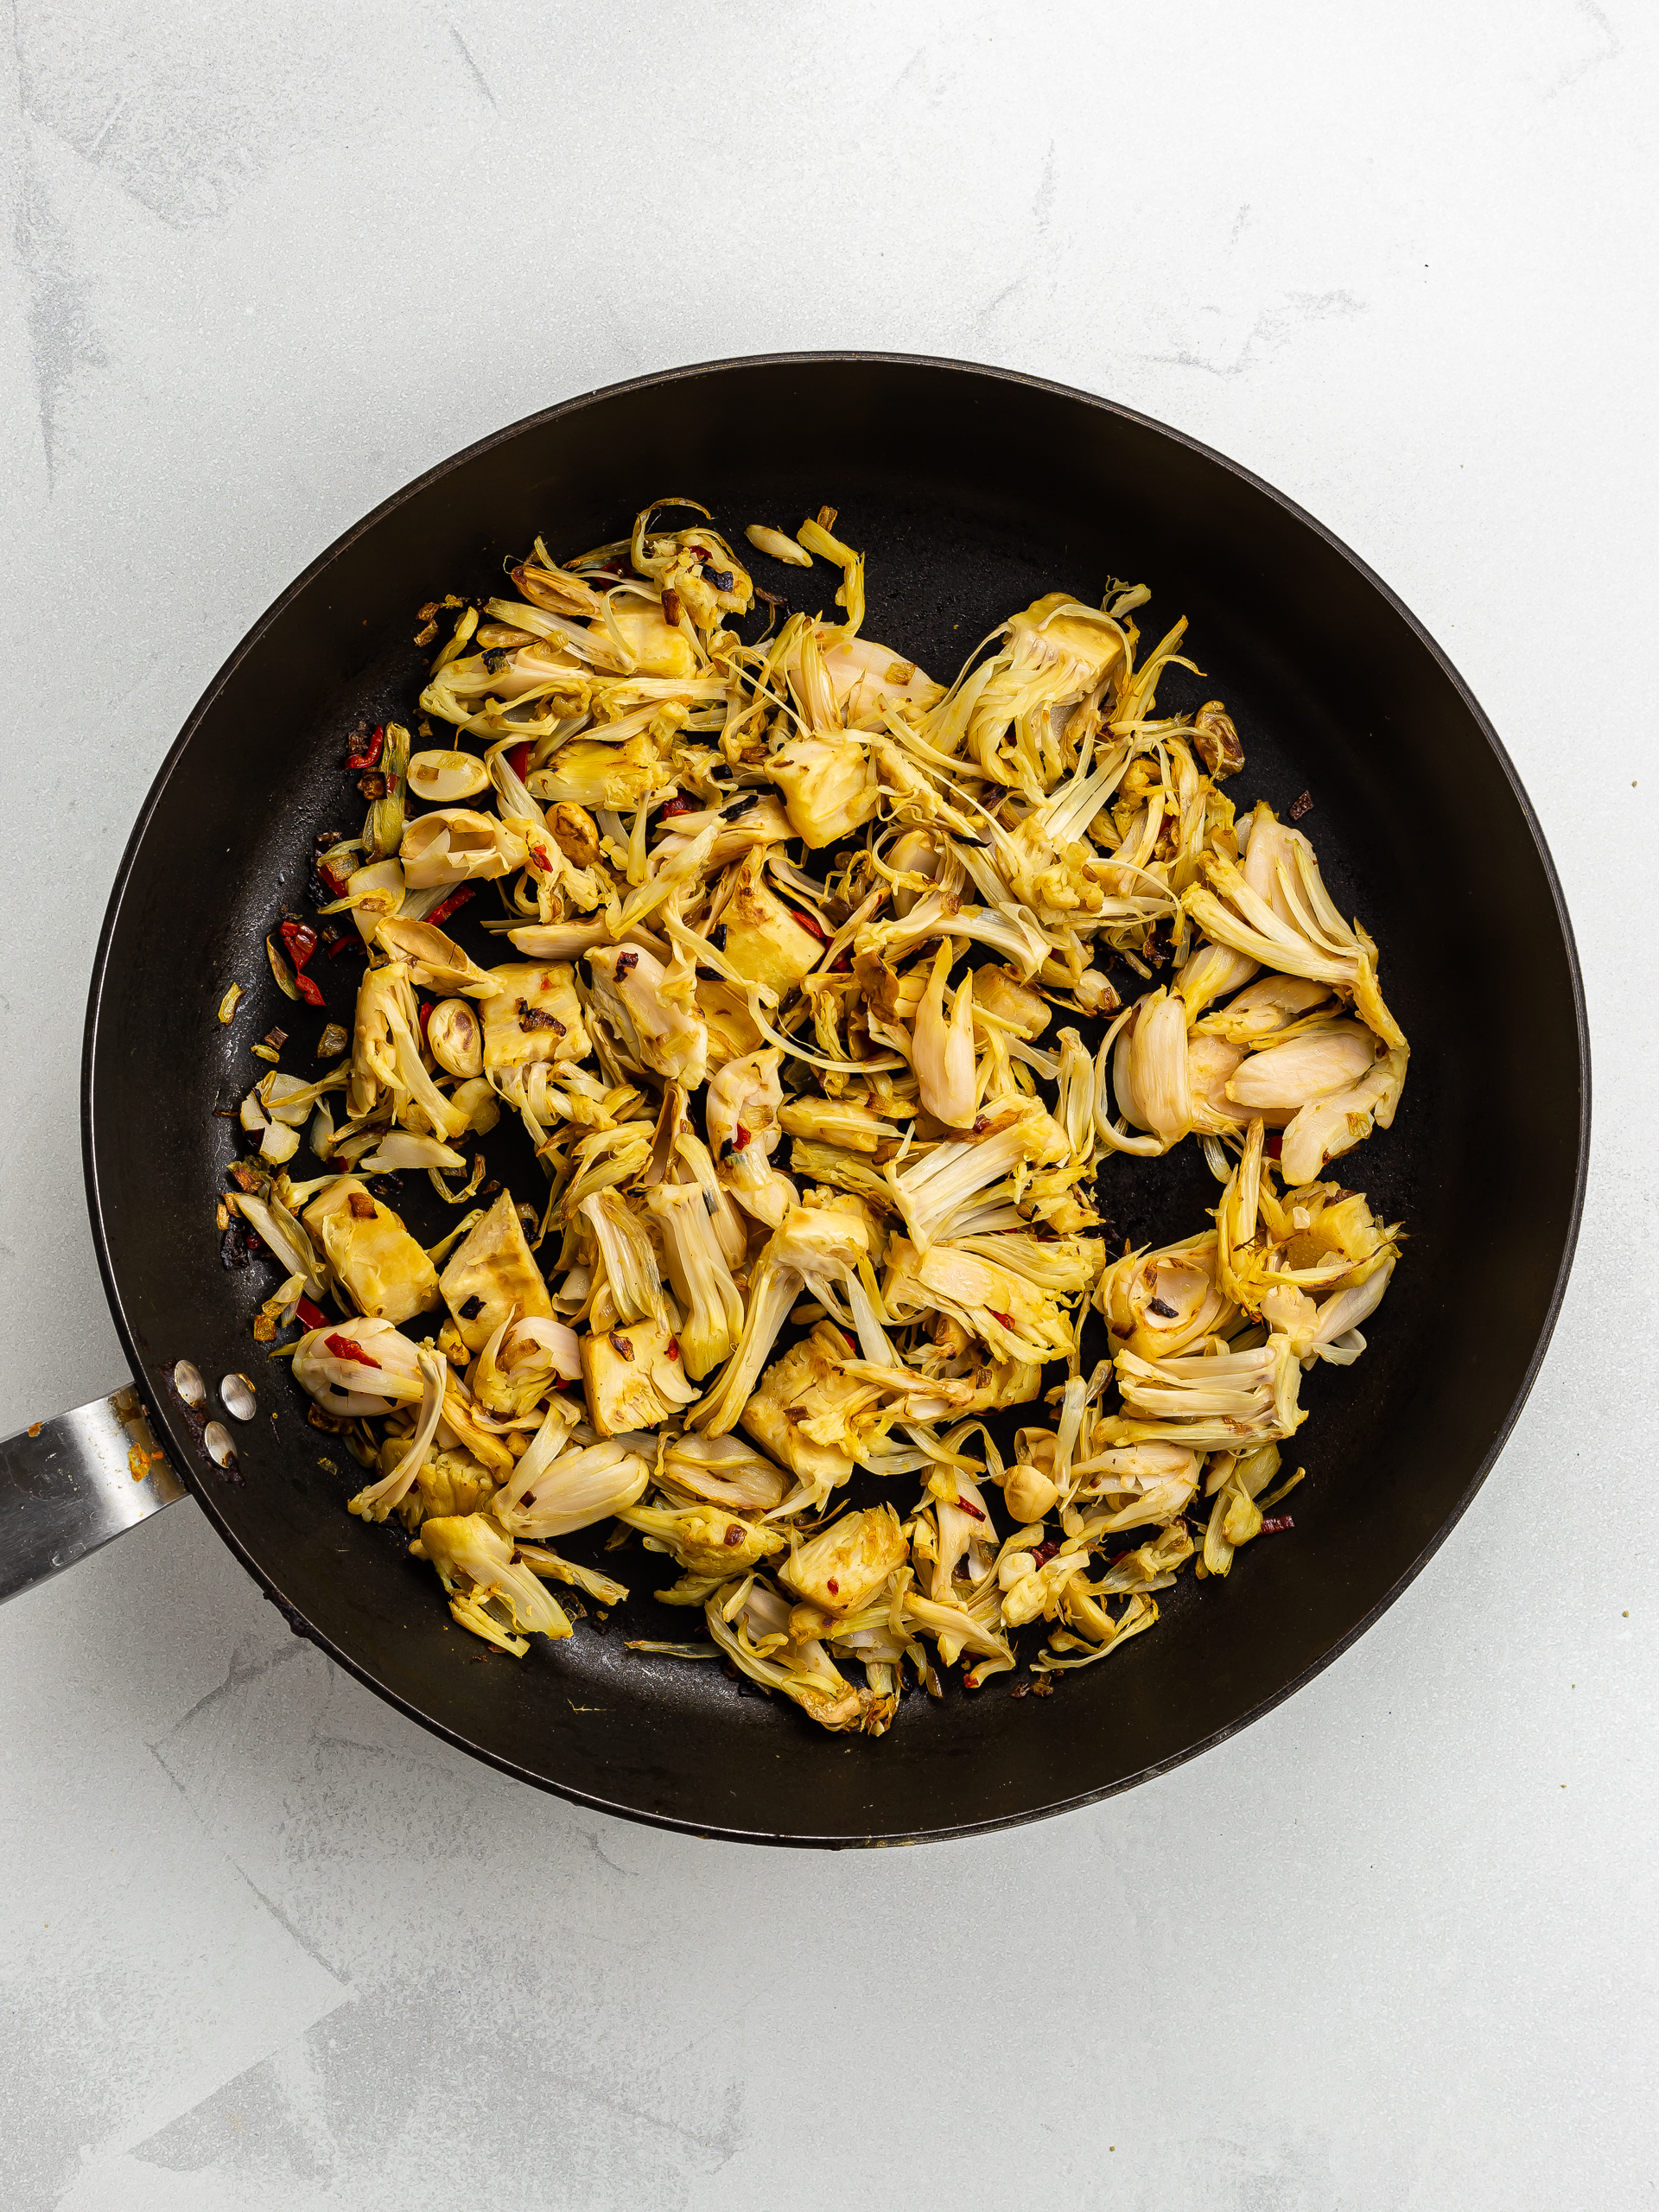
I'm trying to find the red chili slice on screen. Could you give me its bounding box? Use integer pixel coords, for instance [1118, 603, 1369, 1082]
[425, 885, 475, 928]
[345, 725, 385, 771]
[327, 933, 366, 958]
[278, 920, 319, 970]
[1261, 1514, 1294, 1534]
[732, 1125, 751, 1149]
[324, 1332, 381, 1369]
[507, 742, 531, 784]
[659, 796, 697, 818]
[1264, 1132, 1283, 1160]
[295, 973, 325, 1007]
[526, 848, 551, 873]
[990, 1310, 1015, 1330]
[296, 1297, 327, 1330]
[955, 1496, 985, 1522]
[417, 1001, 433, 1042]
[786, 906, 828, 943]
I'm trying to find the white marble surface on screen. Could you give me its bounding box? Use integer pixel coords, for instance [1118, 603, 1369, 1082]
[3, 4, 1654, 2206]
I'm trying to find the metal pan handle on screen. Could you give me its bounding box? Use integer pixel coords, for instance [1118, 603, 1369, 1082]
[0, 1387, 187, 1605]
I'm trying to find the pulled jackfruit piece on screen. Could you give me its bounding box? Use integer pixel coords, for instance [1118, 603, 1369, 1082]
[586, 940, 708, 1089]
[493, 1427, 652, 1539]
[711, 849, 824, 995]
[412, 1513, 573, 1653]
[692, 1205, 869, 1436]
[439, 1191, 554, 1351]
[303, 1176, 440, 1326]
[779, 1505, 907, 1618]
[480, 962, 589, 1077]
[582, 1317, 700, 1437]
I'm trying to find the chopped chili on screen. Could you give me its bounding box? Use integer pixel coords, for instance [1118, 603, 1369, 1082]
[616, 950, 639, 974]
[324, 1332, 380, 1369]
[296, 1296, 327, 1330]
[278, 920, 319, 971]
[357, 771, 387, 800]
[344, 724, 384, 771]
[417, 1001, 433, 1042]
[989, 1310, 1015, 1330]
[659, 795, 697, 818]
[1261, 1514, 1295, 1535]
[507, 741, 531, 785]
[295, 973, 325, 1007]
[826, 1578, 839, 1594]
[425, 885, 476, 928]
[327, 932, 365, 958]
[732, 1124, 751, 1150]
[1031, 1541, 1060, 1567]
[786, 906, 827, 944]
[517, 1001, 565, 1034]
[666, 1338, 680, 1361]
[1264, 1132, 1283, 1160]
[955, 1496, 985, 1522]
[701, 564, 735, 592]
[1289, 791, 1313, 821]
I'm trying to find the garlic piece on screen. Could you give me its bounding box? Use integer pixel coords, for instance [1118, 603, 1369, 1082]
[426, 997, 484, 1079]
[407, 749, 489, 803]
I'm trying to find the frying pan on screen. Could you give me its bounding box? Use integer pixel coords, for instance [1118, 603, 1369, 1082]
[1, 355, 1587, 1846]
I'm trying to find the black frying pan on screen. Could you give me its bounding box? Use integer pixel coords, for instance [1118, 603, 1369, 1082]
[73, 355, 1587, 1845]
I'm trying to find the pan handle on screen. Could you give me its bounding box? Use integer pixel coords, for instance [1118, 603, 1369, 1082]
[0, 1386, 187, 1605]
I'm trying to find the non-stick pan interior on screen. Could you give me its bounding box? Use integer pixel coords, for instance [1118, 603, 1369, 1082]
[84, 359, 1585, 1842]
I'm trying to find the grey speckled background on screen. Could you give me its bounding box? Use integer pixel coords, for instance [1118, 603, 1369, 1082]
[3, 5, 1655, 2208]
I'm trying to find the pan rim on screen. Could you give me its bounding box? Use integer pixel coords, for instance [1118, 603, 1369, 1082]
[79, 350, 1592, 1847]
